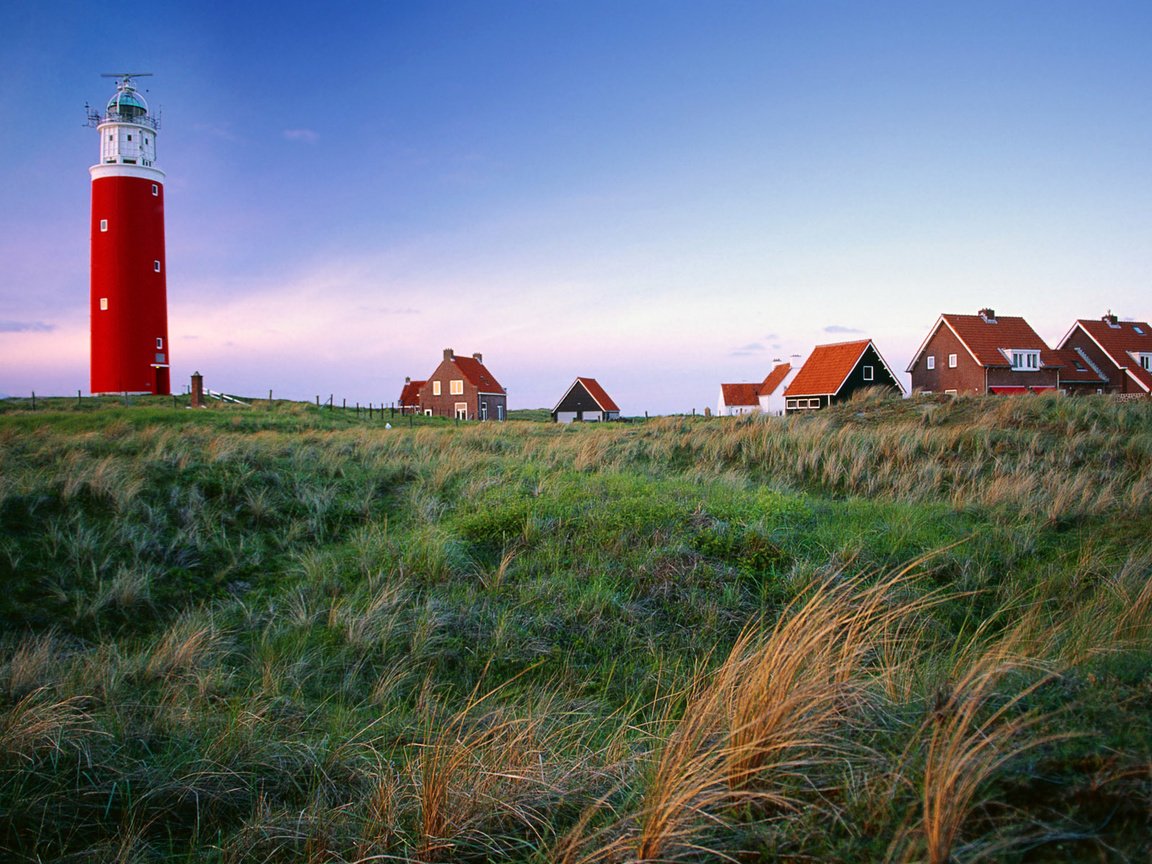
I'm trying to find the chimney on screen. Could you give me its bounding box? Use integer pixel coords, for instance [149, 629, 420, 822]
[443, 348, 454, 361]
[1103, 311, 1119, 326]
[405, 376, 411, 384]
[472, 352, 483, 364]
[978, 308, 996, 322]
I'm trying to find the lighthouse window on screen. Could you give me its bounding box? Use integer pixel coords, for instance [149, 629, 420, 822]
[127, 134, 132, 141]
[156, 338, 164, 350]
[154, 260, 161, 272]
[100, 219, 108, 232]
[151, 184, 158, 196]
[100, 298, 108, 311]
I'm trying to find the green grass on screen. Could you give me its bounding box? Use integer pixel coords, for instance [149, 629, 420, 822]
[1, 393, 1150, 861]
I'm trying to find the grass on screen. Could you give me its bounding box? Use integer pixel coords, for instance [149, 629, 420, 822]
[0, 392, 1150, 861]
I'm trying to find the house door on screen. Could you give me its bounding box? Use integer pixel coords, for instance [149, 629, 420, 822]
[480, 402, 488, 420]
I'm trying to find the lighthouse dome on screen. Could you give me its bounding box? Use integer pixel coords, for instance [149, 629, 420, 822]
[107, 86, 148, 119]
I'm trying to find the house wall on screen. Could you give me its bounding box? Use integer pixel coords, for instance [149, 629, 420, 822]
[986, 366, 1060, 390]
[909, 326, 985, 394]
[835, 344, 903, 403]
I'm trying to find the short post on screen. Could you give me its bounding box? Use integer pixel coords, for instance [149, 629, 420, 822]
[316, 395, 320, 407]
[77, 390, 82, 408]
[268, 389, 273, 402]
[190, 372, 204, 408]
[31, 391, 36, 411]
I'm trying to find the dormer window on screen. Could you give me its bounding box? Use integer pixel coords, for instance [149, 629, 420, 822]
[1140, 354, 1152, 372]
[1011, 350, 1040, 371]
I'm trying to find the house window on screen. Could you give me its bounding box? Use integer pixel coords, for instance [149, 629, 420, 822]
[948, 354, 957, 368]
[862, 365, 874, 381]
[99, 297, 108, 311]
[156, 338, 164, 350]
[424, 409, 432, 416]
[1010, 350, 1040, 371]
[99, 219, 108, 232]
[432, 381, 441, 396]
[450, 379, 463, 395]
[945, 389, 958, 396]
[480, 402, 488, 420]
[926, 355, 935, 370]
[497, 404, 504, 421]
[1140, 354, 1152, 371]
[454, 402, 468, 420]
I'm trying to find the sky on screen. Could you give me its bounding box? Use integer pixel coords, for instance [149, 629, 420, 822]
[2, 1, 1151, 413]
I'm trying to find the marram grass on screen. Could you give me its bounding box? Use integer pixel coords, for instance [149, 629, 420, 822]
[1, 394, 1150, 861]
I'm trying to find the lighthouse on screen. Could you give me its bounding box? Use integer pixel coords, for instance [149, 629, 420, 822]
[88, 74, 170, 395]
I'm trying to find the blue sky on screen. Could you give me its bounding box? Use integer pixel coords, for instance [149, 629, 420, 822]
[3, 1, 1151, 412]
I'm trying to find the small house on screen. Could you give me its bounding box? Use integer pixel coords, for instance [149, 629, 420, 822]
[717, 383, 761, 416]
[552, 377, 620, 423]
[1057, 313, 1152, 397]
[784, 339, 903, 413]
[418, 349, 507, 420]
[906, 309, 1061, 395]
[397, 377, 425, 414]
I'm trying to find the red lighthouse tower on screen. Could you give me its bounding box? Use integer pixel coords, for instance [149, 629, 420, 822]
[88, 74, 170, 395]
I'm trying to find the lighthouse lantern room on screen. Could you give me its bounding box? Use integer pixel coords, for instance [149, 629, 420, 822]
[87, 73, 170, 395]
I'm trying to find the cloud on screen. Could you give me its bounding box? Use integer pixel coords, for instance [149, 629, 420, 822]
[0, 321, 54, 333]
[824, 324, 863, 334]
[283, 128, 319, 143]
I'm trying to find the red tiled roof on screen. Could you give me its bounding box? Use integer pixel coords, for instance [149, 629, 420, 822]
[1071, 318, 1152, 392]
[1051, 349, 1106, 385]
[576, 377, 619, 412]
[941, 314, 1062, 368]
[720, 382, 761, 406]
[452, 356, 505, 393]
[399, 379, 425, 405]
[785, 340, 871, 397]
[758, 363, 791, 396]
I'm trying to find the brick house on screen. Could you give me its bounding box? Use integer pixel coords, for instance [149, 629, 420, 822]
[1057, 313, 1152, 397]
[784, 339, 903, 413]
[907, 309, 1062, 395]
[418, 349, 507, 420]
[552, 377, 620, 423]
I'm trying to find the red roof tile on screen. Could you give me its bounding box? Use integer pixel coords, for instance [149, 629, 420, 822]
[399, 379, 425, 405]
[758, 363, 792, 396]
[720, 383, 761, 406]
[941, 313, 1061, 368]
[575, 377, 619, 412]
[785, 340, 871, 397]
[452, 356, 505, 393]
[1051, 349, 1106, 385]
[1070, 318, 1152, 392]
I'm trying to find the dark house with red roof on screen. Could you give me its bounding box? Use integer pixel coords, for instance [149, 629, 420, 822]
[1058, 313, 1152, 397]
[397, 377, 426, 414]
[784, 339, 902, 413]
[418, 349, 507, 420]
[552, 377, 620, 423]
[907, 309, 1062, 395]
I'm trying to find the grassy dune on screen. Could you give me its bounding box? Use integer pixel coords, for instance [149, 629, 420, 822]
[1, 392, 1150, 862]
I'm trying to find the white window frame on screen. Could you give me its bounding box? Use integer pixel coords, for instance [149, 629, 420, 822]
[497, 404, 504, 421]
[99, 219, 108, 232]
[153, 260, 161, 272]
[1140, 354, 1152, 371]
[1010, 349, 1040, 371]
[99, 297, 108, 311]
[424, 409, 432, 416]
[151, 184, 159, 196]
[862, 365, 874, 381]
[926, 355, 935, 370]
[480, 401, 488, 420]
[432, 381, 441, 396]
[156, 338, 164, 350]
[450, 379, 464, 395]
[454, 402, 468, 420]
[948, 353, 957, 368]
